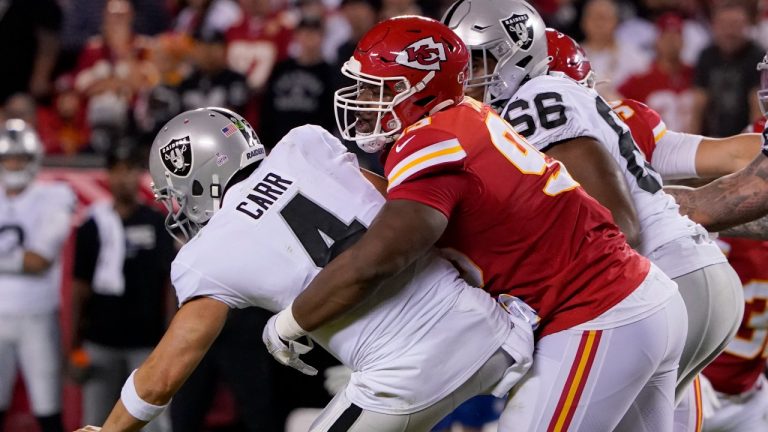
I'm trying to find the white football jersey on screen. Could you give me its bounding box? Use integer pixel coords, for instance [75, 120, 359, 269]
[498, 75, 725, 275]
[0, 182, 75, 314]
[171, 125, 522, 414]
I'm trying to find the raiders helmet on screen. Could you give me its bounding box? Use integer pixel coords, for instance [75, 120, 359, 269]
[443, 0, 549, 104]
[0, 119, 43, 191]
[149, 107, 265, 242]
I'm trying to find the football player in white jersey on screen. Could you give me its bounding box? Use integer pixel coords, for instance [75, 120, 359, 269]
[443, 0, 743, 416]
[0, 120, 74, 432]
[75, 107, 536, 432]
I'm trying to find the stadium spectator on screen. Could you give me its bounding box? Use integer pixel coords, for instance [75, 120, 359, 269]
[60, 0, 171, 70]
[176, 30, 249, 114]
[692, 0, 764, 136]
[260, 17, 335, 148]
[73, 0, 155, 153]
[335, 0, 380, 70]
[291, 0, 350, 64]
[36, 78, 91, 155]
[175, 0, 242, 39]
[69, 146, 174, 432]
[0, 0, 62, 102]
[225, 0, 293, 128]
[580, 0, 651, 99]
[619, 13, 696, 132]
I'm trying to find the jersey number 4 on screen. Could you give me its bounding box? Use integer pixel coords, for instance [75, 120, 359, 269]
[280, 193, 367, 267]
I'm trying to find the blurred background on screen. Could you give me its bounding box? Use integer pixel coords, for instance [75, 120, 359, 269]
[0, 0, 766, 431]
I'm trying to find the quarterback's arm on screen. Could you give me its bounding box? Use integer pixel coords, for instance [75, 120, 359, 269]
[0, 206, 71, 275]
[290, 199, 448, 332]
[665, 154, 768, 232]
[96, 297, 228, 432]
[694, 133, 762, 178]
[545, 137, 641, 247]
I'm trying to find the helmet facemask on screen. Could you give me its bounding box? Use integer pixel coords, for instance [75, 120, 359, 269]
[758, 56, 768, 116]
[335, 58, 441, 153]
[153, 180, 201, 244]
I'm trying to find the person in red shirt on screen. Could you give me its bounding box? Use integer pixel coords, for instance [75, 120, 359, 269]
[619, 13, 696, 133]
[264, 16, 688, 431]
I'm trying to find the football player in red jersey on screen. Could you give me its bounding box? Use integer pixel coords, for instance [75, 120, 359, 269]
[446, 6, 742, 432]
[265, 16, 688, 431]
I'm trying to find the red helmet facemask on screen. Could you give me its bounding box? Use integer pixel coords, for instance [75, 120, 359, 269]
[544, 28, 596, 89]
[334, 16, 469, 153]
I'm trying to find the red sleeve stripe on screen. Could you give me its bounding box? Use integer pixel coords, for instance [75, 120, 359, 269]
[387, 138, 466, 191]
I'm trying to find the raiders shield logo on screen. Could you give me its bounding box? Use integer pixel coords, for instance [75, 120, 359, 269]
[500, 13, 534, 51]
[160, 136, 192, 177]
[395, 37, 447, 71]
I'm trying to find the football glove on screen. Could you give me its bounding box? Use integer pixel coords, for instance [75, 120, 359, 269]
[262, 313, 318, 376]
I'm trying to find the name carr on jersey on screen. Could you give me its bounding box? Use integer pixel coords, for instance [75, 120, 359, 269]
[236, 172, 294, 220]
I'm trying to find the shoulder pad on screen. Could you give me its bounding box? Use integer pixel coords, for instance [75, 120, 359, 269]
[384, 122, 466, 191]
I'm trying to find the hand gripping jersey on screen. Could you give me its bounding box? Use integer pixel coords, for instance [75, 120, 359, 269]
[171, 125, 522, 414]
[383, 97, 650, 338]
[498, 76, 725, 276]
[702, 237, 768, 395]
[0, 183, 75, 314]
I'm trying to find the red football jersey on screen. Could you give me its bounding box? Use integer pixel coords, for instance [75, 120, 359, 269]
[384, 98, 650, 338]
[617, 63, 695, 132]
[609, 98, 665, 160]
[703, 237, 768, 395]
[226, 11, 293, 90]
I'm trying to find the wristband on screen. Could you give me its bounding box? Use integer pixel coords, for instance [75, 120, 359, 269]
[120, 370, 170, 422]
[0, 249, 23, 274]
[275, 304, 308, 341]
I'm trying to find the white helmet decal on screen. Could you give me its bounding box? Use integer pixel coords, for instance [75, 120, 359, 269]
[396, 37, 447, 71]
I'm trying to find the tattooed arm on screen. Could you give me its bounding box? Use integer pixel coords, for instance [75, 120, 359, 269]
[665, 153, 768, 232]
[718, 214, 768, 240]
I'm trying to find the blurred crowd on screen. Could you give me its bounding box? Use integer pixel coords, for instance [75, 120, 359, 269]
[0, 0, 766, 162]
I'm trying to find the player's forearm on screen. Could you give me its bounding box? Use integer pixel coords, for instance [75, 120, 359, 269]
[292, 200, 448, 331]
[719, 214, 768, 240]
[665, 156, 768, 231]
[101, 401, 149, 432]
[101, 298, 228, 430]
[695, 134, 761, 177]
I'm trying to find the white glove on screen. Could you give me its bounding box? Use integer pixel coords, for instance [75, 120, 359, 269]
[262, 313, 318, 376]
[324, 365, 352, 396]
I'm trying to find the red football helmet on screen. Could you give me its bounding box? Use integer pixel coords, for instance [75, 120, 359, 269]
[545, 28, 596, 89]
[334, 16, 469, 152]
[758, 52, 768, 116]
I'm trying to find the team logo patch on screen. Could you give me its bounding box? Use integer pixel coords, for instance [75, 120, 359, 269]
[160, 136, 192, 177]
[500, 13, 534, 51]
[396, 37, 447, 71]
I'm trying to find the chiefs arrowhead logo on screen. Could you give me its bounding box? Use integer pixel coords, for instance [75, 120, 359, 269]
[500, 13, 534, 51]
[395, 37, 447, 71]
[160, 136, 193, 177]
